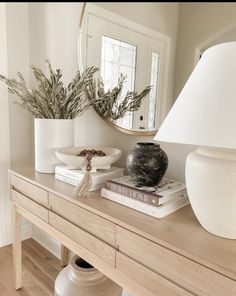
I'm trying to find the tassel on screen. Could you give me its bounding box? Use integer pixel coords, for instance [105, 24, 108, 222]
[73, 152, 93, 198]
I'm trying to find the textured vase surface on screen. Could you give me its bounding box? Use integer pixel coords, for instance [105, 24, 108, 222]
[126, 142, 168, 187]
[34, 118, 74, 173]
[54, 256, 123, 296]
[186, 147, 236, 239]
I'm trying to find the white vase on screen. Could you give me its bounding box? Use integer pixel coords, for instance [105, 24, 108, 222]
[34, 118, 74, 173]
[54, 256, 123, 296]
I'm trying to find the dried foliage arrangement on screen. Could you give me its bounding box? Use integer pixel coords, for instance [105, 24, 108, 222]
[0, 60, 151, 122]
[0, 60, 98, 119]
[87, 74, 152, 121]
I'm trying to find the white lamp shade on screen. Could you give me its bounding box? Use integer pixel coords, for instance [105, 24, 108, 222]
[155, 42, 236, 149]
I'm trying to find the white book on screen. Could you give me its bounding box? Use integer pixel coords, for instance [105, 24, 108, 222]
[55, 165, 124, 184]
[55, 174, 104, 191]
[101, 187, 189, 219]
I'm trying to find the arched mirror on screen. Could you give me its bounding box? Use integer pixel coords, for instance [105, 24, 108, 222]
[78, 3, 173, 135]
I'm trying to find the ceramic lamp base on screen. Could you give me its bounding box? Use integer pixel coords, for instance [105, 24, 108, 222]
[186, 147, 236, 239]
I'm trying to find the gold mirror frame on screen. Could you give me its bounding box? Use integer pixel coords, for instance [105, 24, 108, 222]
[78, 2, 158, 136]
[103, 117, 157, 136]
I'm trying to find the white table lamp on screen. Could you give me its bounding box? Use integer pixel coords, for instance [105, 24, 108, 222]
[154, 42, 236, 239]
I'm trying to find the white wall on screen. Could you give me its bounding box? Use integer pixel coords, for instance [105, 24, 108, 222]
[0, 3, 11, 247]
[0, 3, 33, 247]
[7, 3, 34, 242]
[29, 3, 84, 81]
[6, 3, 34, 168]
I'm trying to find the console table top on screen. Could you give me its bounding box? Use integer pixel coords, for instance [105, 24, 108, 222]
[9, 167, 236, 281]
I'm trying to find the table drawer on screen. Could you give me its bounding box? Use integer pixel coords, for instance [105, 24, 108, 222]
[10, 174, 48, 208]
[49, 193, 116, 247]
[117, 252, 193, 296]
[11, 189, 48, 223]
[117, 227, 236, 296]
[49, 212, 116, 266]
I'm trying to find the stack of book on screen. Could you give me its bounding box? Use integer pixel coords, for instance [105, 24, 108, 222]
[101, 176, 189, 218]
[55, 165, 124, 191]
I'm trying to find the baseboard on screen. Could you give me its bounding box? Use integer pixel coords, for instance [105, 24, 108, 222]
[0, 222, 32, 248]
[32, 225, 61, 259]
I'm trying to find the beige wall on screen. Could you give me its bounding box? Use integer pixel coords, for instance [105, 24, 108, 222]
[0, 3, 11, 246]
[174, 2, 236, 98]
[0, 3, 34, 246]
[29, 3, 84, 82]
[96, 2, 179, 38]
[6, 3, 34, 168]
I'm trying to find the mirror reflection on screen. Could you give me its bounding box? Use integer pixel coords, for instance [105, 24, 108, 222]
[80, 3, 172, 135]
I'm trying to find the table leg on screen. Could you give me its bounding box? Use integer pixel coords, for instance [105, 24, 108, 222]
[12, 204, 22, 290]
[61, 245, 69, 267]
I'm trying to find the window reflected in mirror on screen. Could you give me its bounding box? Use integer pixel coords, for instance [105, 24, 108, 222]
[81, 3, 172, 135]
[148, 52, 160, 130]
[101, 35, 137, 129]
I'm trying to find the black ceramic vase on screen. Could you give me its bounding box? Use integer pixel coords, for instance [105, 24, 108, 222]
[126, 142, 168, 187]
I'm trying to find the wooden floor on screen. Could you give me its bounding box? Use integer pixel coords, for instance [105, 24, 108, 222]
[0, 239, 62, 296]
[0, 239, 131, 296]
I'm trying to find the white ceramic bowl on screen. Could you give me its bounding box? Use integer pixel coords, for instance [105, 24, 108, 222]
[55, 146, 122, 170]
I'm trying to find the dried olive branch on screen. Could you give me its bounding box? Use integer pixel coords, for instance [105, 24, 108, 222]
[0, 60, 99, 119]
[87, 74, 152, 121]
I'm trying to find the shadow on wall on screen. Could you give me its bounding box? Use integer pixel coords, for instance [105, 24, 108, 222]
[75, 108, 195, 182]
[75, 108, 152, 170]
[196, 23, 236, 61]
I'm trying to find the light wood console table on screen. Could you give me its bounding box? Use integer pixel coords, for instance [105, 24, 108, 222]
[9, 168, 236, 296]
